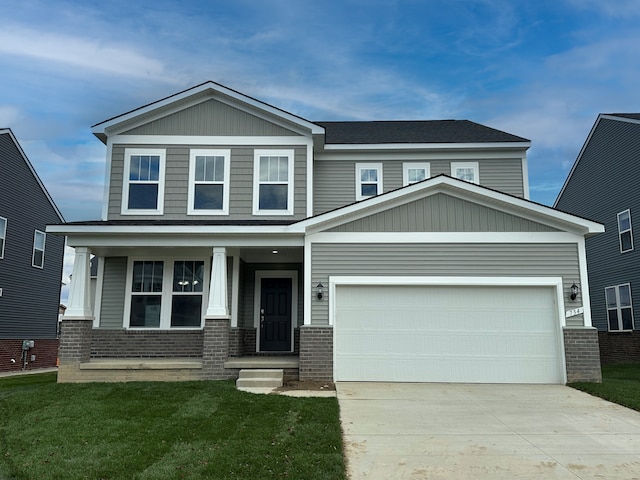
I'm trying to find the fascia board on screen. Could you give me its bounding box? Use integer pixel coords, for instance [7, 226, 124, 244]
[46, 224, 300, 236]
[322, 141, 531, 151]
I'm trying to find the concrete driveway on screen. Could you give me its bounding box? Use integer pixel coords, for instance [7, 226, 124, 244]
[337, 382, 640, 479]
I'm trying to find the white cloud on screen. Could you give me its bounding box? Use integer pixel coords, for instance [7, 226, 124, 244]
[0, 24, 178, 82]
[0, 106, 23, 126]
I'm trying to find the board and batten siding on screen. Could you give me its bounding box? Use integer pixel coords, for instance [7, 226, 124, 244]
[328, 193, 558, 233]
[556, 117, 640, 331]
[313, 158, 524, 215]
[108, 145, 307, 221]
[98, 257, 127, 329]
[0, 132, 64, 339]
[310, 243, 582, 326]
[122, 99, 300, 137]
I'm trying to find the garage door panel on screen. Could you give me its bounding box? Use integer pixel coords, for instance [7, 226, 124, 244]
[334, 284, 563, 383]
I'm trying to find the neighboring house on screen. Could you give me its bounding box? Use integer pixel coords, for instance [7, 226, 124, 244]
[555, 113, 640, 364]
[50, 82, 603, 384]
[0, 128, 65, 372]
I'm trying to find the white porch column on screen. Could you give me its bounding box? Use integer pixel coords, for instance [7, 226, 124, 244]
[206, 247, 229, 318]
[65, 247, 94, 318]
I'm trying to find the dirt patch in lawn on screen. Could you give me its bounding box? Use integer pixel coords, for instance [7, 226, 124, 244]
[275, 380, 336, 392]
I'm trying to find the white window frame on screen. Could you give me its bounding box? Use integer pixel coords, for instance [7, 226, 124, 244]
[403, 162, 431, 186]
[253, 149, 295, 215]
[121, 148, 166, 215]
[605, 283, 635, 331]
[124, 256, 210, 330]
[451, 162, 479, 184]
[188, 149, 230, 215]
[617, 209, 634, 253]
[32, 230, 45, 269]
[355, 163, 383, 201]
[0, 216, 6, 259]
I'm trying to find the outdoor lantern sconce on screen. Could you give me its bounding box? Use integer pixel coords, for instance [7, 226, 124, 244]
[316, 283, 324, 301]
[570, 282, 579, 301]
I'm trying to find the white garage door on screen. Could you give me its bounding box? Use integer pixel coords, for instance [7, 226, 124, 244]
[334, 284, 564, 383]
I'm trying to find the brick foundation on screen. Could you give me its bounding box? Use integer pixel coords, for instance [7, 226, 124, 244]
[299, 326, 333, 381]
[598, 330, 640, 364]
[564, 327, 602, 383]
[58, 319, 93, 366]
[0, 339, 59, 373]
[90, 329, 203, 358]
[202, 317, 234, 380]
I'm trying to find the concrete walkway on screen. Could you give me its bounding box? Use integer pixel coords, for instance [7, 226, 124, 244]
[337, 382, 640, 479]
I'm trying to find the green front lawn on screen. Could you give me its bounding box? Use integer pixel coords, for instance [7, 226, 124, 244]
[0, 374, 345, 480]
[570, 363, 640, 412]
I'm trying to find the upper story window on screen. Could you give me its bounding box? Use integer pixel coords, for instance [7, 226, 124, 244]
[32, 230, 45, 268]
[618, 209, 633, 253]
[127, 259, 206, 329]
[356, 163, 383, 201]
[0, 216, 6, 259]
[188, 149, 230, 215]
[451, 162, 479, 184]
[253, 149, 294, 215]
[606, 283, 634, 331]
[403, 163, 430, 186]
[122, 148, 165, 215]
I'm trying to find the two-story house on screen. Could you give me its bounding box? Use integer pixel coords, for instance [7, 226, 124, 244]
[0, 128, 65, 373]
[50, 82, 603, 384]
[555, 114, 640, 364]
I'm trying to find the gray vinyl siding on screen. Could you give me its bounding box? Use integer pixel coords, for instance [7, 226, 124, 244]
[108, 144, 307, 220]
[328, 193, 558, 233]
[241, 263, 304, 329]
[123, 99, 299, 137]
[556, 118, 640, 331]
[313, 158, 524, 214]
[98, 257, 127, 329]
[0, 132, 64, 339]
[310, 243, 581, 326]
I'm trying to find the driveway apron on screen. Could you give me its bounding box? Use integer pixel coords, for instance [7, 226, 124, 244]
[337, 382, 640, 479]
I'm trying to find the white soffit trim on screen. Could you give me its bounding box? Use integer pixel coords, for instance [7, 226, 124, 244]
[291, 176, 604, 235]
[108, 135, 312, 146]
[322, 141, 531, 151]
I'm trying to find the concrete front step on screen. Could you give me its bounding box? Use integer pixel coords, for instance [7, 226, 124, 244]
[236, 368, 283, 390]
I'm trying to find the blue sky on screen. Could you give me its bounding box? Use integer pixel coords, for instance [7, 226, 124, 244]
[2, 0, 640, 297]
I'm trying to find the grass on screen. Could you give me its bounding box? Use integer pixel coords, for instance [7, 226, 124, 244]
[0, 374, 345, 480]
[570, 363, 640, 412]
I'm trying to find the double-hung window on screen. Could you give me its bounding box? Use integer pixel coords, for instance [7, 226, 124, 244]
[32, 230, 45, 268]
[355, 163, 383, 200]
[605, 283, 634, 331]
[403, 163, 430, 186]
[0, 216, 6, 259]
[188, 149, 230, 215]
[122, 148, 165, 215]
[127, 259, 207, 329]
[451, 162, 479, 184]
[253, 150, 294, 215]
[618, 210, 633, 253]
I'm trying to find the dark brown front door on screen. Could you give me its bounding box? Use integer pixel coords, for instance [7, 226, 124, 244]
[260, 277, 292, 351]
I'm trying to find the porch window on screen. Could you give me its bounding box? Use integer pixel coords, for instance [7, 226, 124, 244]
[355, 163, 383, 200]
[253, 150, 294, 215]
[0, 216, 6, 259]
[127, 259, 207, 329]
[618, 210, 633, 253]
[122, 149, 165, 215]
[188, 149, 230, 215]
[403, 163, 430, 186]
[606, 283, 634, 331]
[451, 162, 479, 184]
[32, 230, 45, 268]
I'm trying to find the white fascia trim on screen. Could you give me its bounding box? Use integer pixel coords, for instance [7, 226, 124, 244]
[292, 176, 604, 235]
[48, 224, 298, 235]
[109, 135, 310, 146]
[316, 150, 529, 161]
[323, 141, 531, 151]
[307, 231, 583, 244]
[101, 140, 113, 220]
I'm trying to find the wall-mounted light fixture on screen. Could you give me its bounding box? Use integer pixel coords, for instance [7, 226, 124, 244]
[570, 282, 579, 301]
[316, 283, 324, 301]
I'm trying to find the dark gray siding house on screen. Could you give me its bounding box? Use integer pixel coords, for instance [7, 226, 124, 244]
[555, 114, 640, 363]
[0, 128, 65, 372]
[49, 81, 603, 385]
